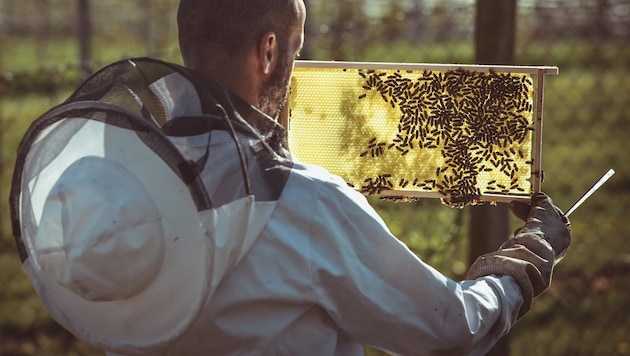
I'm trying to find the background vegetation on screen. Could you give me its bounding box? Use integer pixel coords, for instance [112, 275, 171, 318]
[0, 0, 628, 355]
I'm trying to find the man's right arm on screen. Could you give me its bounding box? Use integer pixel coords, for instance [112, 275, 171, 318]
[307, 175, 529, 355]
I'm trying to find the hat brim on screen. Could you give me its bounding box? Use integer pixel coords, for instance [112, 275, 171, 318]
[19, 115, 211, 353]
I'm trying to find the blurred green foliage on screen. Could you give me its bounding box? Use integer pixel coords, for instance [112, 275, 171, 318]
[1, 1, 629, 355]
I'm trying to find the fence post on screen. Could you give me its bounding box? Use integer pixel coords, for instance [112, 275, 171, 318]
[77, 0, 92, 79]
[0, 35, 4, 239]
[471, 0, 517, 355]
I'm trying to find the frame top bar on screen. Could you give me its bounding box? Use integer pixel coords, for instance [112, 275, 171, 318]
[295, 60, 559, 76]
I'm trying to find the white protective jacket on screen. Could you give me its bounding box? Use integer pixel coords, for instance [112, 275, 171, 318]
[105, 61, 523, 355]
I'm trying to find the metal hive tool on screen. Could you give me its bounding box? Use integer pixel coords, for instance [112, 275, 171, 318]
[284, 61, 558, 207]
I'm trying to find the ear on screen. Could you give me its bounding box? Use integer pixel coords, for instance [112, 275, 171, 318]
[258, 32, 279, 76]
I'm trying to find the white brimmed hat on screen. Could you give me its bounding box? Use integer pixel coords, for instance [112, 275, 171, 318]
[12, 108, 214, 353]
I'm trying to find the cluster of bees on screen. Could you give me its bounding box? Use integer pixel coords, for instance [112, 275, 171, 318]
[356, 68, 535, 206]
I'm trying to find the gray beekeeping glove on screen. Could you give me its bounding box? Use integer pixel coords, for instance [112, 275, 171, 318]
[465, 192, 572, 318]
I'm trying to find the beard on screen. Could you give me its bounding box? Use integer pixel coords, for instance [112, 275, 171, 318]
[258, 55, 292, 119]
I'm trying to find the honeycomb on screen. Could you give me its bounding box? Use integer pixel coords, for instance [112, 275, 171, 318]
[287, 63, 548, 206]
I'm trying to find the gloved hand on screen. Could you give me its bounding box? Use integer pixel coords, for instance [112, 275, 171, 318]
[465, 192, 572, 318]
[508, 192, 572, 263]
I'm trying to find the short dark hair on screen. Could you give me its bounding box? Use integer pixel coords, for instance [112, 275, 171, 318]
[178, 0, 299, 68]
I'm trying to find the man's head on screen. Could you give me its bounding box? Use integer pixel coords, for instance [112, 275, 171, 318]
[177, 0, 305, 118]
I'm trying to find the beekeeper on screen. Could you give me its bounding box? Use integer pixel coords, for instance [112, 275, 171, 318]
[11, 0, 571, 355]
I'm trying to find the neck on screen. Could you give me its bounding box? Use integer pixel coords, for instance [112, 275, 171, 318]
[193, 57, 262, 110]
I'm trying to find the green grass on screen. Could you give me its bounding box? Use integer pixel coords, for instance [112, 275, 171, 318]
[1, 36, 182, 73]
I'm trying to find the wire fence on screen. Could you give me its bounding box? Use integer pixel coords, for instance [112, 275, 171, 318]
[1, 0, 629, 355]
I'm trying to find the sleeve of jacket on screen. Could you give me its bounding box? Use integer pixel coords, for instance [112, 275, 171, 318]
[308, 175, 523, 356]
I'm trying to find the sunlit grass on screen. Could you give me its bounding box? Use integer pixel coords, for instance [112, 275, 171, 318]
[1, 36, 182, 74]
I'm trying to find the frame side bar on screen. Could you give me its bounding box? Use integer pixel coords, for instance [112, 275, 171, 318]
[533, 69, 546, 194]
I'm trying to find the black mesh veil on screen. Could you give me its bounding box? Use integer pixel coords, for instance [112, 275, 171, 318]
[9, 58, 256, 263]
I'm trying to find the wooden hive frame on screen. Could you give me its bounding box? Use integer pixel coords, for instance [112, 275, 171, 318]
[283, 60, 558, 206]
